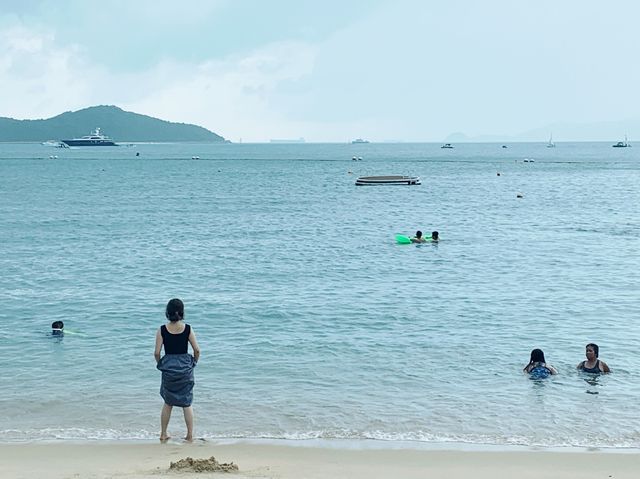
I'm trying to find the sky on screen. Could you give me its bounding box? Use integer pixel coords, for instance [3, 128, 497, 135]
[1, 0, 639, 142]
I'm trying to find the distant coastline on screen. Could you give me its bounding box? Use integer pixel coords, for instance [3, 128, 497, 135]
[0, 105, 226, 143]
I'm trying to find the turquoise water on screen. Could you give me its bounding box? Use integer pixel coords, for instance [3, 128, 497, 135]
[1, 142, 638, 447]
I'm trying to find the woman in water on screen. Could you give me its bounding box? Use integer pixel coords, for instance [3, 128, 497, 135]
[154, 298, 201, 441]
[523, 349, 558, 378]
[577, 343, 610, 373]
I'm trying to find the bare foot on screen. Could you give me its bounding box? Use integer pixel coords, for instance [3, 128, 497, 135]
[160, 435, 171, 442]
[184, 436, 193, 442]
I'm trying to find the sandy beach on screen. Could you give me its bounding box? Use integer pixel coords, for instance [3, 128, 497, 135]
[1, 441, 639, 479]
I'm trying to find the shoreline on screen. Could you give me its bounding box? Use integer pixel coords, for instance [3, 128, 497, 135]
[3, 437, 640, 454]
[1, 440, 639, 479]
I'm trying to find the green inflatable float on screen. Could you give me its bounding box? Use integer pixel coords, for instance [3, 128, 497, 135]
[396, 234, 437, 244]
[395, 234, 412, 244]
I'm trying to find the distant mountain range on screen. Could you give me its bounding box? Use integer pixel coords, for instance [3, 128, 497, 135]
[444, 118, 638, 143]
[0, 105, 226, 142]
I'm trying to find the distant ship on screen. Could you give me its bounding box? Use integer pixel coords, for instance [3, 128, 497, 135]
[351, 138, 370, 144]
[441, 143, 454, 149]
[546, 133, 555, 148]
[61, 128, 117, 147]
[612, 135, 631, 148]
[270, 138, 306, 144]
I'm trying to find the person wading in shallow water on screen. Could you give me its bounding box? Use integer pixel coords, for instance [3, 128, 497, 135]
[523, 348, 558, 378]
[577, 343, 610, 373]
[154, 298, 201, 441]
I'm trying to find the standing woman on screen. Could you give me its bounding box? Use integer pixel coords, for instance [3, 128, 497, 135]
[154, 298, 201, 441]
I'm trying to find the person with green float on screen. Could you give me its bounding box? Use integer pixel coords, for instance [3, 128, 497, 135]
[411, 230, 427, 243]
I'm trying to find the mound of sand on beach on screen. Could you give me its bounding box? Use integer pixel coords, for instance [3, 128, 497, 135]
[169, 456, 238, 473]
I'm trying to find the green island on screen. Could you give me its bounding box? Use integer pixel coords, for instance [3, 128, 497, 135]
[0, 105, 226, 143]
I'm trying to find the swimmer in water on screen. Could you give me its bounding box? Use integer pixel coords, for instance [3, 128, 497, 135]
[523, 348, 557, 378]
[51, 320, 64, 336]
[411, 231, 427, 243]
[577, 343, 610, 373]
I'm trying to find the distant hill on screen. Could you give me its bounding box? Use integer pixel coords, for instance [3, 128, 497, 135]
[0, 105, 226, 142]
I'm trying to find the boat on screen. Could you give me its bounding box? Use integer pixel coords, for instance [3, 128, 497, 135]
[270, 138, 306, 143]
[441, 143, 454, 149]
[355, 175, 421, 186]
[612, 135, 631, 148]
[61, 128, 118, 146]
[42, 140, 69, 148]
[546, 133, 555, 148]
[351, 138, 370, 144]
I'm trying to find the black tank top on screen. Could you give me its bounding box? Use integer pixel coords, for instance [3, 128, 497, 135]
[161, 324, 190, 354]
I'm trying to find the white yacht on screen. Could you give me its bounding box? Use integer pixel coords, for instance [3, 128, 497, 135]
[61, 128, 117, 146]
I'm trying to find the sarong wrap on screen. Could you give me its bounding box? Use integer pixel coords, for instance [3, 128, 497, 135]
[157, 353, 196, 407]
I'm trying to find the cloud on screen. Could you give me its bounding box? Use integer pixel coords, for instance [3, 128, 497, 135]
[0, 17, 319, 141]
[0, 24, 95, 119]
[122, 41, 318, 141]
[3, 1, 640, 141]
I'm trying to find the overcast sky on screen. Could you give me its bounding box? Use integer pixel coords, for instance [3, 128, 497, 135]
[1, 0, 639, 142]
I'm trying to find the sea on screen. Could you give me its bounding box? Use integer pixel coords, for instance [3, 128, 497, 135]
[0, 141, 638, 449]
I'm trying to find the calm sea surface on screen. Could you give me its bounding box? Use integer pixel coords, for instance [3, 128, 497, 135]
[0, 142, 638, 448]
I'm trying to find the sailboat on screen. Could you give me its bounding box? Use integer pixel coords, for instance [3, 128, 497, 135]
[546, 133, 555, 148]
[612, 135, 631, 148]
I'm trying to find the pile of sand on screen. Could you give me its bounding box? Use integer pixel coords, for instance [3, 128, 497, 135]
[169, 456, 238, 473]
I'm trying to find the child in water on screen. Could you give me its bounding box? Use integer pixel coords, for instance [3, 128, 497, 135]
[523, 348, 558, 378]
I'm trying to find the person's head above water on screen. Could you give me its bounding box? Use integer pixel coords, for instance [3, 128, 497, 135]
[431, 231, 439, 240]
[165, 298, 184, 322]
[51, 320, 64, 336]
[415, 231, 423, 239]
[586, 343, 599, 358]
[529, 348, 546, 363]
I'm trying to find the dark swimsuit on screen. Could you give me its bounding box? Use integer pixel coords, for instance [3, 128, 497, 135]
[579, 360, 601, 373]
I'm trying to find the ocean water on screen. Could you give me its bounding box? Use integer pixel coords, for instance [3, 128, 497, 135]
[0, 142, 638, 448]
